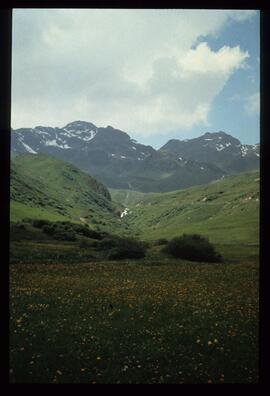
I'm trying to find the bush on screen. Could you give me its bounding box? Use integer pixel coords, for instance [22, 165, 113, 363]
[108, 237, 147, 260]
[155, 238, 168, 246]
[79, 240, 94, 249]
[22, 218, 33, 224]
[164, 234, 222, 263]
[98, 237, 118, 250]
[78, 227, 103, 240]
[53, 231, 77, 241]
[32, 219, 51, 228]
[42, 223, 57, 235]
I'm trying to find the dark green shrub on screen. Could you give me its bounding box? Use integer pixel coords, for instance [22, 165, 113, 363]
[164, 234, 222, 263]
[155, 238, 168, 246]
[98, 237, 118, 250]
[53, 231, 77, 241]
[32, 219, 51, 228]
[79, 227, 102, 239]
[91, 240, 99, 248]
[22, 218, 33, 224]
[79, 240, 94, 249]
[42, 224, 57, 235]
[108, 237, 147, 260]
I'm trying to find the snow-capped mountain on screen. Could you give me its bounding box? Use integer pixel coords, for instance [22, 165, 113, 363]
[160, 131, 260, 174]
[11, 123, 259, 192]
[11, 121, 154, 160]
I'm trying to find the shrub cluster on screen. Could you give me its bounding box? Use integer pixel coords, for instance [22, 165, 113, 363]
[32, 219, 50, 228]
[164, 234, 222, 263]
[108, 237, 147, 260]
[20, 218, 148, 260]
[155, 238, 168, 246]
[31, 219, 103, 241]
[97, 237, 118, 250]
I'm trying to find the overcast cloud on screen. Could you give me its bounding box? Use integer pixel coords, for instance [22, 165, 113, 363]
[12, 9, 256, 136]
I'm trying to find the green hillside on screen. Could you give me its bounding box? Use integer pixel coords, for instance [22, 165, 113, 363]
[109, 188, 152, 206]
[121, 171, 260, 245]
[10, 155, 259, 261]
[10, 154, 125, 233]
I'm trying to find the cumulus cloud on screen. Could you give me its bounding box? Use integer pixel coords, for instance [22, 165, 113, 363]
[245, 92, 260, 115]
[11, 9, 256, 134]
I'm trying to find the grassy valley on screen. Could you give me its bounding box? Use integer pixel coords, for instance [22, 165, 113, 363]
[120, 171, 259, 247]
[10, 155, 259, 384]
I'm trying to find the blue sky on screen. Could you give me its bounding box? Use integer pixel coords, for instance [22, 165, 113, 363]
[12, 9, 260, 148]
[132, 12, 260, 148]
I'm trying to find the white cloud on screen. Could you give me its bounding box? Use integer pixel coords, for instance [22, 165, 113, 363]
[11, 9, 256, 135]
[245, 92, 260, 115]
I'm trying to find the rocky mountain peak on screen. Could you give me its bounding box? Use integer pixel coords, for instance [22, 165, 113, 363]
[63, 120, 97, 132]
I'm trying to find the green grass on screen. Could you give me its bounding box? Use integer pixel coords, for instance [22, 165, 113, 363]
[121, 171, 259, 245]
[10, 202, 69, 223]
[11, 154, 125, 234]
[109, 188, 152, 206]
[9, 167, 259, 384]
[10, 259, 259, 384]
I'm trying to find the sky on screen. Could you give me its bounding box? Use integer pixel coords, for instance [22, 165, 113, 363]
[11, 9, 260, 148]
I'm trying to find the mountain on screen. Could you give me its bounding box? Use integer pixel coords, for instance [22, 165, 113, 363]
[11, 122, 259, 192]
[10, 154, 125, 233]
[11, 121, 156, 189]
[160, 131, 260, 174]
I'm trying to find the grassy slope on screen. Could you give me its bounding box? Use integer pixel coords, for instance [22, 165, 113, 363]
[109, 188, 152, 207]
[11, 154, 125, 234]
[121, 171, 259, 245]
[10, 202, 68, 223]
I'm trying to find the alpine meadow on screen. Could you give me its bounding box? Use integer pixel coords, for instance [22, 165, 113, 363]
[10, 9, 260, 384]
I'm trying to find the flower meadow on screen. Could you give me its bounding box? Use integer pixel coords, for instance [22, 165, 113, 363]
[10, 260, 258, 384]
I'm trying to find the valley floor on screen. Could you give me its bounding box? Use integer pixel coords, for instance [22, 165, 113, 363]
[10, 257, 259, 384]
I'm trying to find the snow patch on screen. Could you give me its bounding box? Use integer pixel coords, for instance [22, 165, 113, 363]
[81, 130, 97, 141]
[45, 139, 71, 149]
[120, 208, 129, 218]
[21, 141, 37, 154]
[200, 166, 204, 170]
[216, 144, 225, 152]
[204, 138, 213, 141]
[120, 155, 126, 159]
[132, 146, 137, 150]
[62, 128, 97, 141]
[34, 129, 50, 136]
[178, 157, 183, 161]
[241, 146, 249, 157]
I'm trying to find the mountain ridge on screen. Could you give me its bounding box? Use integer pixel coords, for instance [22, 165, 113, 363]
[160, 131, 259, 173]
[11, 121, 259, 193]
